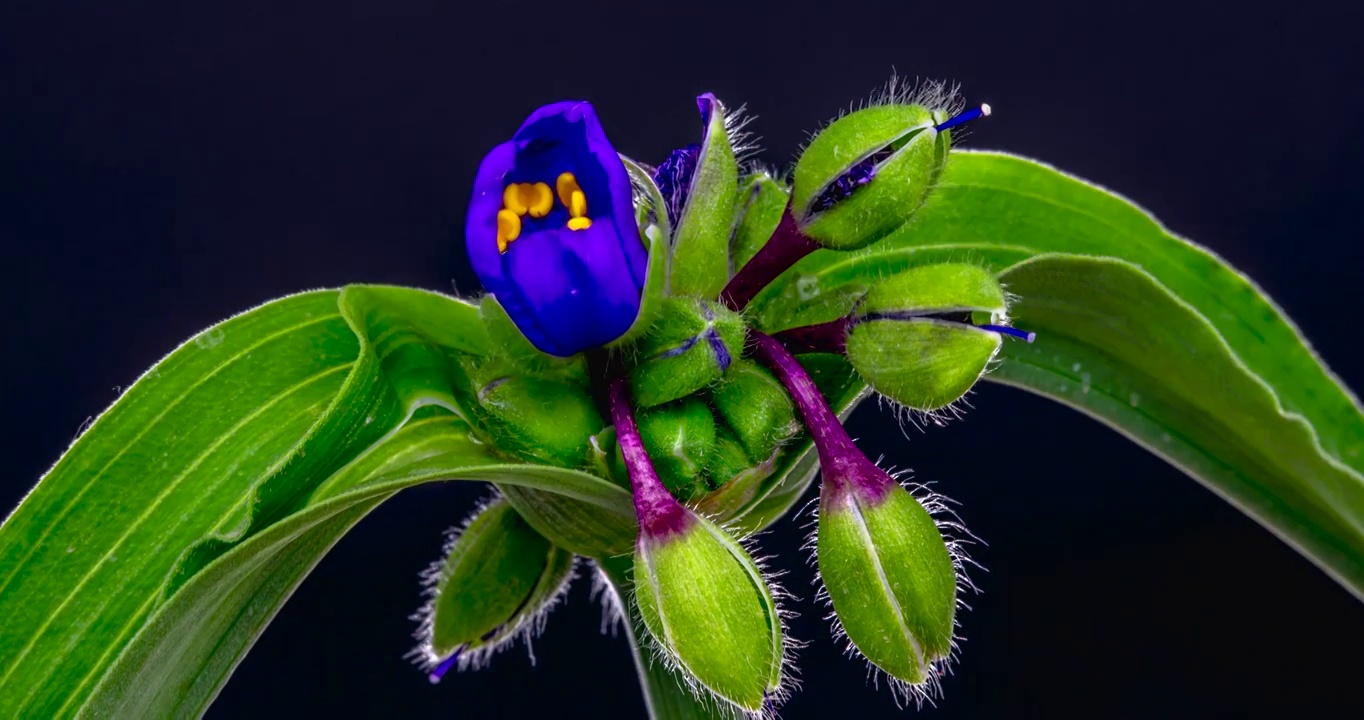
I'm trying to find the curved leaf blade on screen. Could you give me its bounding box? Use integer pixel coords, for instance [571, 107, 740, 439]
[995, 255, 1364, 595]
[0, 283, 634, 718]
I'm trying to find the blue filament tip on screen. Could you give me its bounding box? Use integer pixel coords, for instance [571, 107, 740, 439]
[428, 649, 462, 683]
[980, 324, 1035, 343]
[934, 104, 992, 133]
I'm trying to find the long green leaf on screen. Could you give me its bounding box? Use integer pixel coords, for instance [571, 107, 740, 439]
[748, 150, 1364, 597]
[0, 285, 633, 718]
[995, 255, 1364, 593]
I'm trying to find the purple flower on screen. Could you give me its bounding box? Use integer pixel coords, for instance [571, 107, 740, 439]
[467, 101, 648, 357]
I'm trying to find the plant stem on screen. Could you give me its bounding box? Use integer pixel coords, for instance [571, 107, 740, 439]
[607, 377, 691, 537]
[770, 316, 852, 355]
[749, 330, 892, 500]
[720, 209, 820, 311]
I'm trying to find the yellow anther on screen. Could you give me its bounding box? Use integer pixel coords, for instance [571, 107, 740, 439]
[527, 182, 553, 218]
[567, 217, 593, 231]
[569, 189, 588, 218]
[503, 184, 527, 216]
[556, 172, 581, 209]
[497, 209, 521, 253]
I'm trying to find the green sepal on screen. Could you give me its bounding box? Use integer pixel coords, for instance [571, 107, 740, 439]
[634, 513, 785, 712]
[817, 483, 956, 685]
[478, 295, 588, 382]
[629, 297, 744, 408]
[466, 363, 604, 467]
[421, 498, 576, 665]
[669, 94, 740, 297]
[710, 359, 799, 462]
[625, 398, 717, 502]
[612, 156, 673, 349]
[792, 104, 949, 249]
[731, 172, 789, 273]
[846, 263, 1007, 412]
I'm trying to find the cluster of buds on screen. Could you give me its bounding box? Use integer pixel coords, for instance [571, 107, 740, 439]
[415, 82, 1033, 715]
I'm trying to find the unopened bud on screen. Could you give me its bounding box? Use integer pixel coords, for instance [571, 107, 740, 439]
[470, 366, 603, 467]
[791, 100, 987, 249]
[415, 498, 576, 681]
[710, 359, 799, 461]
[818, 468, 958, 689]
[625, 398, 717, 502]
[731, 172, 789, 273]
[630, 297, 744, 408]
[846, 263, 1015, 412]
[634, 510, 787, 713]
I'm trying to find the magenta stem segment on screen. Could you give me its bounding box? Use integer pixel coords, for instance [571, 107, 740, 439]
[608, 376, 692, 538]
[721, 208, 821, 311]
[748, 330, 893, 502]
[771, 316, 851, 355]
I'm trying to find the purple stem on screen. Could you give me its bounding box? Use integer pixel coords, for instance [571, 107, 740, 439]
[721, 208, 821, 311]
[749, 330, 893, 502]
[771, 316, 851, 355]
[608, 377, 692, 538]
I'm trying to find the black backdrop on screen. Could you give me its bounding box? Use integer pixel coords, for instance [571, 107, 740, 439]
[4, 1, 1364, 717]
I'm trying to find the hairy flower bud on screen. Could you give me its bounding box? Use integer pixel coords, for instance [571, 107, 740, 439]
[610, 377, 789, 713]
[414, 498, 577, 681]
[846, 263, 1012, 413]
[630, 297, 744, 408]
[711, 359, 799, 461]
[662, 94, 741, 297]
[818, 470, 958, 691]
[469, 366, 603, 467]
[749, 329, 962, 698]
[790, 86, 988, 251]
[633, 512, 787, 712]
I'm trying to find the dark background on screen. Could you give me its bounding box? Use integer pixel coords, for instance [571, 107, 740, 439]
[4, 1, 1364, 717]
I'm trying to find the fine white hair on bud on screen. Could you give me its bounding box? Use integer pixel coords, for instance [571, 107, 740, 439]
[806, 471, 980, 709]
[407, 494, 578, 682]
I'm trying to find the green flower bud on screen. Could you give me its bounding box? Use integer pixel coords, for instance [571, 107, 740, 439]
[694, 427, 779, 519]
[710, 359, 800, 461]
[846, 263, 1010, 412]
[791, 87, 987, 250]
[667, 94, 741, 298]
[634, 512, 788, 712]
[469, 364, 604, 467]
[818, 476, 959, 693]
[629, 297, 744, 408]
[415, 497, 577, 680]
[731, 172, 789, 273]
[624, 398, 717, 502]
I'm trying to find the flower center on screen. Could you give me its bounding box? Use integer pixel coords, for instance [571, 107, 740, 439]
[496, 172, 594, 253]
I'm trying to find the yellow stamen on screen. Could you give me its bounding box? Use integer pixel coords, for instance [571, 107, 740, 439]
[567, 217, 593, 231]
[569, 189, 587, 219]
[556, 172, 581, 209]
[497, 209, 521, 253]
[527, 182, 553, 218]
[503, 184, 527, 216]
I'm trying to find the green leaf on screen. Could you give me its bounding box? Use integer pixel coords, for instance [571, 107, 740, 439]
[749, 150, 1364, 597]
[993, 255, 1364, 592]
[0, 285, 633, 718]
